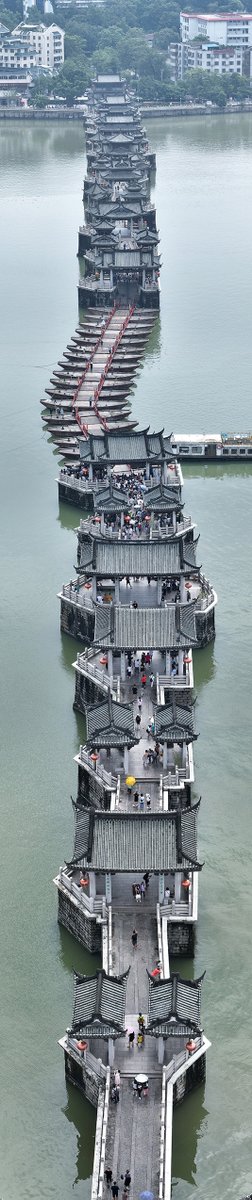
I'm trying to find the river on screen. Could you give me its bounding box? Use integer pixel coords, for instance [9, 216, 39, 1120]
[0, 115, 252, 1200]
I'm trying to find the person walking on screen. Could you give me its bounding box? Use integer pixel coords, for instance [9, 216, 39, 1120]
[131, 928, 138, 948]
[139, 791, 145, 809]
[140, 878, 146, 898]
[105, 1168, 113, 1188]
[128, 1029, 135, 1049]
[124, 1171, 131, 1191]
[146, 793, 151, 810]
[111, 1183, 119, 1199]
[133, 791, 139, 809]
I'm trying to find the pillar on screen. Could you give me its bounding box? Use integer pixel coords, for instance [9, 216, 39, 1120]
[108, 648, 113, 677]
[159, 873, 165, 904]
[165, 651, 171, 675]
[92, 576, 97, 601]
[89, 464, 93, 482]
[178, 649, 184, 675]
[120, 511, 124, 530]
[101, 513, 105, 534]
[115, 577, 120, 604]
[89, 872, 96, 899]
[182, 741, 187, 769]
[175, 872, 182, 903]
[145, 461, 150, 480]
[124, 746, 129, 774]
[157, 578, 162, 605]
[163, 741, 168, 770]
[162, 462, 168, 484]
[108, 1038, 115, 1066]
[121, 651, 126, 682]
[157, 1036, 164, 1065]
[105, 874, 112, 904]
[172, 510, 177, 533]
[180, 576, 186, 602]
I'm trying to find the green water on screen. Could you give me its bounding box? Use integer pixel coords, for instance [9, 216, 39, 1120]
[0, 116, 252, 1200]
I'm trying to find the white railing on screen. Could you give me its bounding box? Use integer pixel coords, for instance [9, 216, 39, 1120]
[75, 651, 117, 695]
[157, 669, 191, 689]
[196, 573, 217, 612]
[58, 471, 92, 492]
[77, 745, 117, 790]
[161, 898, 192, 920]
[156, 903, 164, 978]
[59, 869, 105, 914]
[97, 1067, 111, 1200]
[163, 1037, 203, 1084]
[159, 1069, 167, 1200]
[163, 767, 186, 787]
[60, 582, 94, 609]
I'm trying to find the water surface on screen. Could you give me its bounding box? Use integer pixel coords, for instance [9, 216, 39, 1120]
[0, 116, 252, 1200]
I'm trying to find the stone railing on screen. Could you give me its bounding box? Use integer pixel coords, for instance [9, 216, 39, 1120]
[61, 582, 94, 609]
[92, 1066, 111, 1200]
[196, 573, 217, 612]
[76, 650, 117, 696]
[164, 1036, 203, 1083]
[163, 766, 187, 787]
[59, 868, 105, 915]
[161, 896, 193, 919]
[58, 471, 92, 492]
[77, 745, 117, 790]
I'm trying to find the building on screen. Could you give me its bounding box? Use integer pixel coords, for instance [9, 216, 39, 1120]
[0, 35, 38, 71]
[168, 39, 244, 80]
[11, 22, 64, 70]
[180, 10, 252, 47]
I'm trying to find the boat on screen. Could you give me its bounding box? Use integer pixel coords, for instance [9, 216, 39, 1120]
[171, 432, 252, 460]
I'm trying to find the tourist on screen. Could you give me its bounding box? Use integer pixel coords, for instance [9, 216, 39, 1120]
[139, 791, 145, 808]
[135, 714, 141, 730]
[111, 1183, 119, 1198]
[133, 791, 139, 808]
[128, 1029, 135, 1049]
[105, 1168, 113, 1188]
[140, 879, 146, 898]
[114, 1068, 121, 1097]
[143, 871, 150, 887]
[141, 673, 147, 688]
[131, 928, 138, 948]
[124, 1170, 131, 1191]
[146, 793, 151, 810]
[138, 696, 142, 712]
[149, 672, 155, 689]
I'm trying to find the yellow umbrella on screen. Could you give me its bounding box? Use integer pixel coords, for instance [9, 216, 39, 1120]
[126, 776, 136, 788]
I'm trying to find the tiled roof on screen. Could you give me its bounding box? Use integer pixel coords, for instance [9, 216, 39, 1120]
[94, 601, 198, 650]
[86, 694, 135, 746]
[153, 699, 196, 742]
[70, 967, 129, 1036]
[79, 536, 198, 577]
[146, 972, 204, 1036]
[79, 429, 174, 464]
[70, 807, 201, 872]
[95, 483, 132, 512]
[143, 484, 183, 512]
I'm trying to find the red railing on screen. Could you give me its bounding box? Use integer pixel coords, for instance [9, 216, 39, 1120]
[72, 303, 135, 439]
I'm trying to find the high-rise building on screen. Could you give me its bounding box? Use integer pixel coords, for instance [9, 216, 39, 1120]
[12, 21, 64, 70]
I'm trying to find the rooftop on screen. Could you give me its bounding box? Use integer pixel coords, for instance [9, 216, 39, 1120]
[146, 971, 204, 1036]
[70, 806, 201, 873]
[79, 429, 175, 465]
[94, 601, 198, 650]
[70, 966, 129, 1037]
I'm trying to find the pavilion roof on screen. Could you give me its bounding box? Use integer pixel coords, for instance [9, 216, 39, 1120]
[86, 693, 135, 747]
[146, 972, 204, 1037]
[143, 483, 183, 512]
[153, 698, 197, 743]
[78, 428, 175, 465]
[95, 481, 131, 512]
[70, 966, 128, 1038]
[70, 805, 202, 873]
[78, 536, 199, 578]
[94, 601, 198, 651]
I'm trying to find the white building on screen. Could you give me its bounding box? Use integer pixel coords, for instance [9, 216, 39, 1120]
[0, 35, 38, 70]
[180, 11, 252, 48]
[168, 38, 244, 79]
[12, 22, 64, 70]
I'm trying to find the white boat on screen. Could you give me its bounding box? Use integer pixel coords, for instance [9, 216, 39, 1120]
[171, 432, 252, 460]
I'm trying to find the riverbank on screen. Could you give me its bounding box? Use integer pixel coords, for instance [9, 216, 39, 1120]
[1, 100, 252, 120]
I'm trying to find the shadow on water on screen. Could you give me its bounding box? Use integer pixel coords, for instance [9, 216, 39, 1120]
[182, 462, 252, 482]
[63, 1080, 96, 1187]
[58, 923, 101, 978]
[58, 501, 87, 532]
[172, 1084, 208, 1188]
[193, 643, 216, 695]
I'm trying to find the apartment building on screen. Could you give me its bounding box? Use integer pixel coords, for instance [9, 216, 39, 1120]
[180, 11, 252, 47]
[12, 21, 64, 70]
[168, 39, 244, 79]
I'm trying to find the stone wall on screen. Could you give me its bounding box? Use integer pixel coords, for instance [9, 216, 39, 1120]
[174, 1052, 206, 1105]
[58, 889, 102, 953]
[65, 1049, 104, 1107]
[74, 670, 106, 712]
[78, 764, 111, 810]
[58, 481, 94, 511]
[60, 598, 95, 643]
[196, 607, 215, 647]
[168, 921, 195, 957]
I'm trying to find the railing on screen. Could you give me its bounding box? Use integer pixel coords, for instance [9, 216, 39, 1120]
[96, 1067, 111, 1200]
[59, 868, 105, 914]
[156, 903, 164, 978]
[77, 745, 118, 790]
[156, 668, 191, 691]
[159, 1069, 167, 1200]
[75, 650, 117, 696]
[161, 899, 192, 919]
[163, 767, 187, 786]
[196, 572, 216, 612]
[163, 1036, 203, 1083]
[61, 582, 94, 609]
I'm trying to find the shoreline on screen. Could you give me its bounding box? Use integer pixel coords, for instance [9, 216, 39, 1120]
[1, 101, 252, 120]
